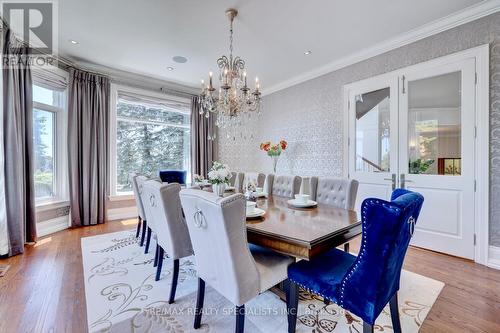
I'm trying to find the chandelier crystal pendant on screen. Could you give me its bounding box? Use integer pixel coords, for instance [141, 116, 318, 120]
[199, 8, 261, 140]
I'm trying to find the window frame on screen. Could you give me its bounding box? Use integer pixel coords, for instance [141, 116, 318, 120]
[109, 84, 191, 200]
[32, 66, 69, 207]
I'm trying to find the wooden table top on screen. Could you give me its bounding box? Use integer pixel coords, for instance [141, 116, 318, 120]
[246, 195, 361, 260]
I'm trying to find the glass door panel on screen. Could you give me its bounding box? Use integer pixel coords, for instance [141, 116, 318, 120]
[407, 72, 462, 176]
[355, 88, 391, 173]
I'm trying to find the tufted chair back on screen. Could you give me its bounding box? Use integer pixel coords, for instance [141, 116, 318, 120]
[180, 189, 260, 306]
[142, 181, 193, 259]
[339, 189, 424, 324]
[268, 174, 301, 198]
[244, 172, 266, 189]
[310, 177, 359, 209]
[131, 173, 146, 220]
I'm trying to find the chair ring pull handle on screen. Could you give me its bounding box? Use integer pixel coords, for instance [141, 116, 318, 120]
[193, 209, 206, 228]
[408, 216, 416, 236]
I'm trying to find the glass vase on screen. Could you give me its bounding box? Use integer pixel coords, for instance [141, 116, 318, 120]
[272, 155, 280, 174]
[212, 183, 226, 197]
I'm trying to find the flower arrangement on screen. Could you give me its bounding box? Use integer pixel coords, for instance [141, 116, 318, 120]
[260, 139, 287, 172]
[207, 161, 231, 185]
[260, 139, 287, 157]
[193, 174, 205, 183]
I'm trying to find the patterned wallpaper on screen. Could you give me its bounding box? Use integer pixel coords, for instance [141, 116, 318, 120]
[219, 12, 500, 246]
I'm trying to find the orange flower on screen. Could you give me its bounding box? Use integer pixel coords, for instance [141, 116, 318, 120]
[279, 139, 287, 150]
[260, 141, 271, 152]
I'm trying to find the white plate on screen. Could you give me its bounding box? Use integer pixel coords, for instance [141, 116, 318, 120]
[225, 186, 235, 191]
[287, 199, 318, 208]
[246, 208, 266, 218]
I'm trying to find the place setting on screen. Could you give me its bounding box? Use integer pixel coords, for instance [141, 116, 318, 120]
[245, 200, 266, 220]
[287, 193, 318, 209]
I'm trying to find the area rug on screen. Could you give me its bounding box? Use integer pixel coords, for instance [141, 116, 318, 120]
[82, 230, 444, 333]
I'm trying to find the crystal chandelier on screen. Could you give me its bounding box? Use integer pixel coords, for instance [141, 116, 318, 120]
[199, 8, 261, 140]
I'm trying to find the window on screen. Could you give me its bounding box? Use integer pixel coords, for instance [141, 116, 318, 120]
[111, 87, 191, 196]
[32, 81, 67, 203]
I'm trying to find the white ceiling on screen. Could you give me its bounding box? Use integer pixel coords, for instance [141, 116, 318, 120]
[58, 0, 485, 93]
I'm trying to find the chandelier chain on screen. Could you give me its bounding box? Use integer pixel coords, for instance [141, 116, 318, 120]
[229, 18, 233, 61]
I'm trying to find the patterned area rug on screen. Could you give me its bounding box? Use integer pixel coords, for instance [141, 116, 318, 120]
[82, 230, 444, 333]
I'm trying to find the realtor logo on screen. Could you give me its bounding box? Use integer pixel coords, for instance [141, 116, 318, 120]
[2, 0, 57, 55]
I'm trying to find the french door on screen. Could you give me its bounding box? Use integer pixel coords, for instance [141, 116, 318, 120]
[347, 57, 476, 259]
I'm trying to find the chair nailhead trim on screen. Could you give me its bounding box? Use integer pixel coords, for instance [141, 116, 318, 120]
[288, 278, 332, 302]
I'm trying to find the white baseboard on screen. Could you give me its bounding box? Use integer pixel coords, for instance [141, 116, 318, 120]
[37, 215, 70, 237]
[488, 246, 500, 270]
[107, 206, 138, 221]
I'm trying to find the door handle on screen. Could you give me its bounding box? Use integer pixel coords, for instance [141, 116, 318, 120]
[400, 174, 413, 188]
[384, 174, 396, 190]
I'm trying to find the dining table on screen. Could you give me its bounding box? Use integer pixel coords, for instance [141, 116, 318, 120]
[246, 194, 361, 261]
[190, 184, 362, 260]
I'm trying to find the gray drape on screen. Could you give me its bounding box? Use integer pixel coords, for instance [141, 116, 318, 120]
[2, 28, 36, 256]
[190, 96, 217, 179]
[68, 68, 110, 226]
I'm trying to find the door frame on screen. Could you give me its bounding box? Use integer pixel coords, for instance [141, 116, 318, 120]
[343, 44, 490, 265]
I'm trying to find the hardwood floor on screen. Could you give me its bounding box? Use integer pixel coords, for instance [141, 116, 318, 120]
[0, 220, 499, 333]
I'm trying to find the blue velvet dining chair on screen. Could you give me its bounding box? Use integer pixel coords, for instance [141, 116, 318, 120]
[286, 189, 424, 333]
[159, 170, 187, 185]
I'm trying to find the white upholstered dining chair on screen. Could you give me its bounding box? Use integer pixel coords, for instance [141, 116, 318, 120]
[229, 172, 245, 193]
[310, 177, 359, 253]
[131, 173, 147, 245]
[179, 189, 294, 333]
[309, 177, 359, 210]
[136, 175, 162, 254]
[142, 181, 194, 303]
[265, 174, 302, 198]
[243, 172, 266, 188]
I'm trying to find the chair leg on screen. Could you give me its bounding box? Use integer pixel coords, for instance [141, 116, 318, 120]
[155, 247, 164, 281]
[144, 227, 152, 254]
[153, 244, 159, 267]
[169, 259, 180, 304]
[344, 242, 350, 253]
[194, 278, 206, 329]
[389, 293, 402, 333]
[235, 305, 245, 333]
[287, 280, 299, 333]
[363, 322, 374, 333]
[135, 216, 142, 238]
[140, 220, 147, 246]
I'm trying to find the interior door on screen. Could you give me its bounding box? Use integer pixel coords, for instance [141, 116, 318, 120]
[348, 76, 399, 213]
[399, 58, 476, 259]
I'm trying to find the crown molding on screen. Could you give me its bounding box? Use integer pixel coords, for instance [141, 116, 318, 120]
[70, 58, 199, 97]
[262, 0, 500, 96]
